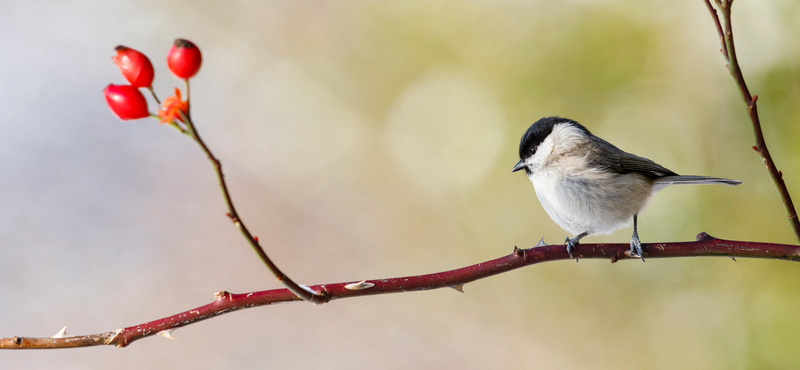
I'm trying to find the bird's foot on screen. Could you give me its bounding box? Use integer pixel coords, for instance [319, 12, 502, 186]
[630, 232, 645, 261]
[564, 236, 580, 259]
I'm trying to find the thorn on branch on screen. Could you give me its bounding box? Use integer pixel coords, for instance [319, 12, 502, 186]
[52, 326, 69, 338]
[450, 285, 465, 293]
[158, 329, 175, 340]
[344, 281, 375, 290]
[108, 328, 125, 347]
[752, 94, 758, 103]
[695, 232, 715, 242]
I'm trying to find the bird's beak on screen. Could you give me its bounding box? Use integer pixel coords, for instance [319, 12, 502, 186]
[512, 160, 525, 173]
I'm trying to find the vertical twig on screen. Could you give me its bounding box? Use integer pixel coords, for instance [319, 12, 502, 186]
[703, 0, 800, 241]
[162, 83, 328, 304]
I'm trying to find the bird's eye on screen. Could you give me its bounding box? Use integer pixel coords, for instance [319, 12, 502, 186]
[530, 146, 537, 153]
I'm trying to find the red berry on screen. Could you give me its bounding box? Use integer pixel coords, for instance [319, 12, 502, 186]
[112, 46, 154, 88]
[104, 84, 149, 120]
[167, 39, 202, 80]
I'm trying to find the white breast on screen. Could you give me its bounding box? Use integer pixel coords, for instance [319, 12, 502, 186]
[524, 124, 653, 236]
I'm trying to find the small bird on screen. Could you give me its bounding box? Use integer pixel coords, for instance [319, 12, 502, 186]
[512, 116, 741, 260]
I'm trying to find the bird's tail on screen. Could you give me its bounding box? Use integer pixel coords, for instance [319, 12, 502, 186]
[654, 175, 742, 186]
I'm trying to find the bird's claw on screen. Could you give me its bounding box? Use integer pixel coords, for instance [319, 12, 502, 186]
[630, 232, 645, 261]
[564, 237, 579, 259]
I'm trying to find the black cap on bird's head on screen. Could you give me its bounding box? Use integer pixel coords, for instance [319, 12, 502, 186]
[512, 116, 590, 172]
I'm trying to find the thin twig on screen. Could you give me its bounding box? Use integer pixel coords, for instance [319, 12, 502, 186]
[702, 0, 728, 61]
[179, 80, 328, 304]
[147, 86, 162, 105]
[703, 0, 800, 241]
[2, 233, 798, 349]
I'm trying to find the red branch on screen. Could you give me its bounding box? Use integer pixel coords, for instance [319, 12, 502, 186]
[2, 233, 798, 349]
[702, 0, 800, 241]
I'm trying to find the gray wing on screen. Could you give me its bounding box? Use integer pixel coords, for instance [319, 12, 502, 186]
[587, 136, 678, 178]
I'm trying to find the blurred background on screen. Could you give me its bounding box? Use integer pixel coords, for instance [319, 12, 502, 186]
[1, 0, 799, 368]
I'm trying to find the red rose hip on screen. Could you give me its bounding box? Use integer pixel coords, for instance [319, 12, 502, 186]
[112, 46, 154, 88]
[104, 84, 149, 120]
[167, 39, 202, 80]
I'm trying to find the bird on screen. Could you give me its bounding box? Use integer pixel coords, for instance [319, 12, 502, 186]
[512, 116, 741, 260]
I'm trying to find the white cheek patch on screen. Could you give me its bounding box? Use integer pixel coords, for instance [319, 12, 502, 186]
[525, 134, 556, 173]
[525, 123, 587, 174]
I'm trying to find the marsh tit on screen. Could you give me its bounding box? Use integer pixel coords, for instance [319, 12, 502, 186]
[512, 116, 741, 260]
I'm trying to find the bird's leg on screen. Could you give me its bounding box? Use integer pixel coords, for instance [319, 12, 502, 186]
[630, 214, 645, 261]
[564, 232, 588, 259]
